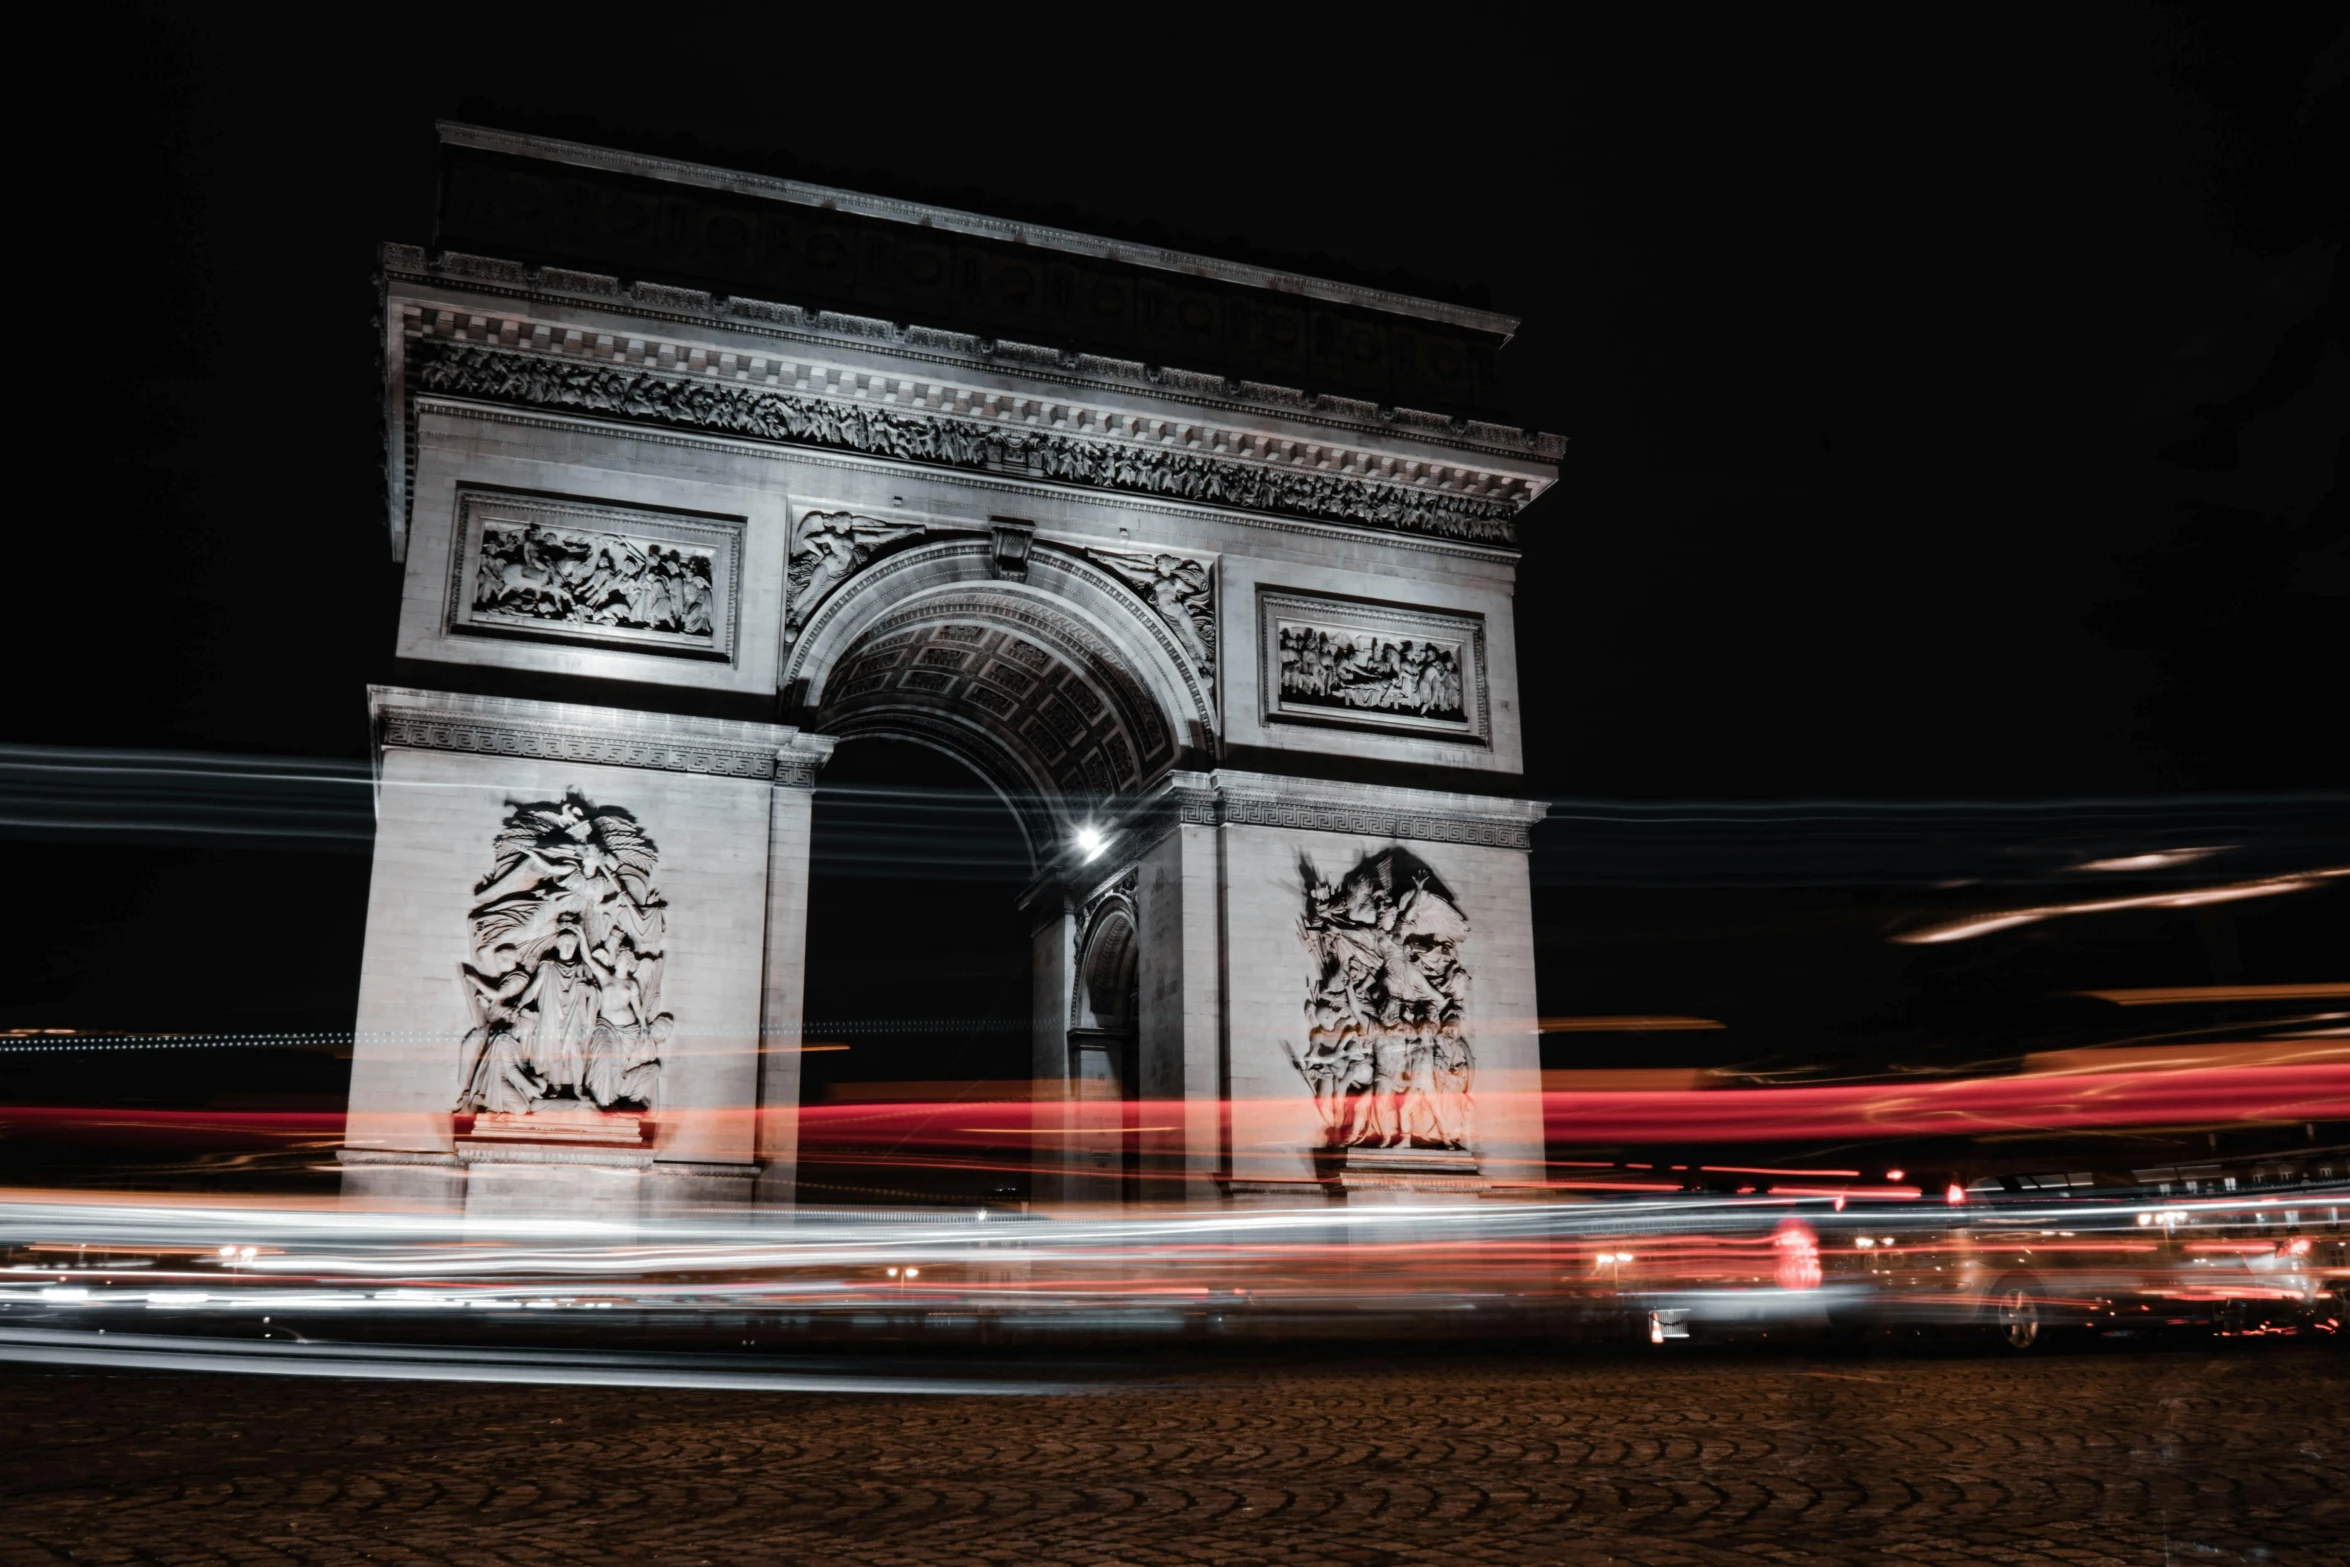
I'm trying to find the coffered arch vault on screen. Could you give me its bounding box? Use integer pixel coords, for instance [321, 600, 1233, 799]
[782, 536, 1215, 862]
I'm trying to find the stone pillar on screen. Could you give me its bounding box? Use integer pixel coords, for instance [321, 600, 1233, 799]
[1026, 893, 1076, 1207]
[340, 687, 816, 1217]
[1151, 771, 1549, 1203]
[753, 734, 836, 1208]
[1135, 820, 1228, 1204]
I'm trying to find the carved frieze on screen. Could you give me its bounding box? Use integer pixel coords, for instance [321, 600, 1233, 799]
[409, 339, 1520, 546]
[1286, 846, 1474, 1152]
[1257, 590, 1487, 743]
[448, 488, 742, 661]
[787, 511, 925, 636]
[455, 791, 672, 1121]
[1086, 548, 1215, 675]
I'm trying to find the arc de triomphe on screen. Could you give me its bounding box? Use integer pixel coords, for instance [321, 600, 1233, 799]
[340, 124, 1562, 1213]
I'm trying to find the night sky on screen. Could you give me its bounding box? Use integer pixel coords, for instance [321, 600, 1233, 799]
[9, 8, 2344, 1113]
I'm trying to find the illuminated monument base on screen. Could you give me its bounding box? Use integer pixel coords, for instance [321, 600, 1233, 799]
[339, 124, 1562, 1212]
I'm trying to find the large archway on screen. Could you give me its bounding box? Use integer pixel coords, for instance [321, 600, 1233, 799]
[781, 535, 1204, 1207]
[796, 736, 1035, 1207]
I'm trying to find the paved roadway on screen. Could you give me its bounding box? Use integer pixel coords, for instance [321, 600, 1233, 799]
[2, 1345, 2344, 1566]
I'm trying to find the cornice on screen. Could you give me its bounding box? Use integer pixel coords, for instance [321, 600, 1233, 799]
[415, 399, 1524, 564]
[368, 685, 833, 783]
[405, 336, 1522, 548]
[439, 123, 1522, 341]
[381, 244, 1564, 467]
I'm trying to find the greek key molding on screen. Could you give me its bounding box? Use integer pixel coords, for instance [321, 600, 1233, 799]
[369, 686, 821, 782]
[1165, 770, 1546, 851]
[452, 1142, 656, 1168]
[409, 338, 1519, 546]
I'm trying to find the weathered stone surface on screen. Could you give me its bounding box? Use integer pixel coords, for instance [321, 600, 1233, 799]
[356, 130, 1556, 1208]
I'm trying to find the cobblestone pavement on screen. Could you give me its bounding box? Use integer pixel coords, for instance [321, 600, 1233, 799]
[2, 1345, 2344, 1567]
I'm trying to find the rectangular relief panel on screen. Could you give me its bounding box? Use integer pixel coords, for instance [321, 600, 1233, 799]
[1257, 588, 1488, 743]
[447, 487, 744, 662]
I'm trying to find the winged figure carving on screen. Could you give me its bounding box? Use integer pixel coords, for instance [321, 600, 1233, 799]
[787, 512, 925, 635]
[1088, 548, 1215, 673]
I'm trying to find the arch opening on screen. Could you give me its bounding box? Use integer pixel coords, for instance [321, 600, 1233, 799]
[797, 736, 1034, 1208]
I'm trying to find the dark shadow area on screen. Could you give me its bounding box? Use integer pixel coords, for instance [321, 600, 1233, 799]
[796, 738, 1036, 1207]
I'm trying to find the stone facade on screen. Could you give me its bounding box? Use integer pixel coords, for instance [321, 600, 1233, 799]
[345, 124, 1559, 1212]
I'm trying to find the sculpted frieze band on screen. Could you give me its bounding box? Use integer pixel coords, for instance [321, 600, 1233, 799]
[409, 339, 1519, 545]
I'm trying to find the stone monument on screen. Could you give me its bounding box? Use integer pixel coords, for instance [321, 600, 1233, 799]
[339, 123, 1563, 1213]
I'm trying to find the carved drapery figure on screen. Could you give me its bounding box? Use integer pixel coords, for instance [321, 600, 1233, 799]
[474, 522, 716, 638]
[454, 790, 673, 1116]
[1275, 624, 1465, 722]
[786, 511, 924, 635]
[1088, 548, 1215, 674]
[1285, 847, 1474, 1150]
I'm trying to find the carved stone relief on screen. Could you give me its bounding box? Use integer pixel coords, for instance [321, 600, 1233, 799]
[1285, 846, 1473, 1151]
[1070, 868, 1141, 1027]
[454, 791, 671, 1119]
[449, 489, 741, 660]
[1257, 589, 1486, 742]
[410, 339, 1522, 545]
[787, 511, 925, 635]
[1087, 548, 1215, 675]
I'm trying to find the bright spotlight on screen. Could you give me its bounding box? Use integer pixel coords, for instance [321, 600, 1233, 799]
[1075, 825, 1107, 860]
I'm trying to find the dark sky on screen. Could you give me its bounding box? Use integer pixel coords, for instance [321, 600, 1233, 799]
[6, 6, 2344, 1075]
[30, 3, 2341, 796]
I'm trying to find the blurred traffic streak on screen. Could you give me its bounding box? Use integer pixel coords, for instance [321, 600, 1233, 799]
[8, 1057, 2342, 1178]
[1889, 865, 2350, 944]
[2, 1168, 2343, 1375]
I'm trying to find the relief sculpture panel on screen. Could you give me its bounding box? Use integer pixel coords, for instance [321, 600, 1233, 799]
[1258, 590, 1486, 742]
[454, 791, 672, 1120]
[1087, 548, 1215, 675]
[1285, 846, 1475, 1151]
[449, 488, 741, 660]
[787, 511, 925, 636]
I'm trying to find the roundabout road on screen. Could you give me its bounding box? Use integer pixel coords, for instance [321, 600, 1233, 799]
[2, 1344, 2343, 1566]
